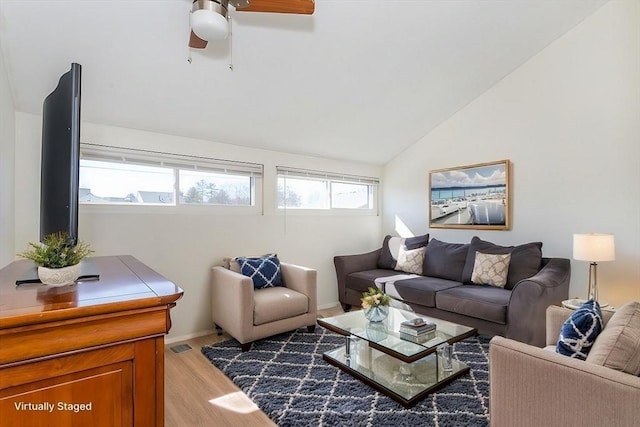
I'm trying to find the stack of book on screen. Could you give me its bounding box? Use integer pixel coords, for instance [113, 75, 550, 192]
[399, 318, 436, 344]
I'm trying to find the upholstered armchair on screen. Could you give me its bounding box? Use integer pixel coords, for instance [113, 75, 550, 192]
[489, 304, 640, 427]
[211, 257, 317, 351]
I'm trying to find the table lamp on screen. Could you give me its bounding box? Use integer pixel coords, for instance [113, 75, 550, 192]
[573, 233, 615, 304]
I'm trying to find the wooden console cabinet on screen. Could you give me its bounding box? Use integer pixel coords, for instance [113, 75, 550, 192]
[0, 255, 183, 427]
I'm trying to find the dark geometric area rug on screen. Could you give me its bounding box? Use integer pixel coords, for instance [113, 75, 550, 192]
[201, 326, 490, 427]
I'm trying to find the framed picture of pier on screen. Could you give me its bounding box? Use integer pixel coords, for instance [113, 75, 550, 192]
[429, 160, 511, 230]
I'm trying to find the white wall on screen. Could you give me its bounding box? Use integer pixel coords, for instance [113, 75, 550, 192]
[14, 114, 382, 339]
[382, 1, 640, 307]
[0, 48, 15, 267]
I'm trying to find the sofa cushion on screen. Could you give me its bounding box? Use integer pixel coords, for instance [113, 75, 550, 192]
[462, 236, 542, 289]
[377, 235, 403, 269]
[377, 234, 429, 269]
[405, 233, 430, 250]
[435, 285, 511, 324]
[253, 287, 308, 325]
[385, 276, 461, 308]
[556, 300, 603, 360]
[346, 269, 399, 294]
[394, 246, 425, 275]
[237, 255, 282, 289]
[586, 301, 640, 375]
[471, 252, 511, 288]
[422, 239, 470, 282]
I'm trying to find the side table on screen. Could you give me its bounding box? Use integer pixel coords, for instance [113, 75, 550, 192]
[561, 298, 615, 312]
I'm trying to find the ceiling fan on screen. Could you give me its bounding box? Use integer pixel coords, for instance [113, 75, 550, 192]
[189, 0, 315, 49]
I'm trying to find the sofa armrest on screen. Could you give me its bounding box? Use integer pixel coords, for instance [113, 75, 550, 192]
[281, 262, 317, 317]
[505, 258, 570, 346]
[545, 305, 615, 346]
[546, 305, 575, 345]
[334, 249, 381, 302]
[489, 336, 640, 427]
[211, 266, 255, 341]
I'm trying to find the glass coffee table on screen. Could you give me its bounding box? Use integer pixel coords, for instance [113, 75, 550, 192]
[317, 307, 477, 408]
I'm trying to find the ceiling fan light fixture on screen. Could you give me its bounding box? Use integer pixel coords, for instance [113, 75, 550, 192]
[191, 0, 229, 41]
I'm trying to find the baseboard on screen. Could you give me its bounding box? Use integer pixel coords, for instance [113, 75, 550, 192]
[318, 301, 340, 310]
[165, 328, 216, 345]
[166, 303, 340, 344]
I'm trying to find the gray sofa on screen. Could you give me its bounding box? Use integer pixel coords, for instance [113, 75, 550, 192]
[334, 235, 571, 347]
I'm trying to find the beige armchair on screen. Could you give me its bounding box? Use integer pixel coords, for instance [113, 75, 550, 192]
[489, 305, 640, 427]
[211, 258, 317, 351]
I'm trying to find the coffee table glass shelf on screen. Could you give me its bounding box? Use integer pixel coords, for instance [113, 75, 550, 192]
[317, 307, 477, 408]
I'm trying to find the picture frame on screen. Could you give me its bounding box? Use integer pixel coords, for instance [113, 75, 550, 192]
[429, 160, 510, 230]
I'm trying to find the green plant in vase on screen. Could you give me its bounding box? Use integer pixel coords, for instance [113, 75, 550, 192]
[18, 232, 93, 286]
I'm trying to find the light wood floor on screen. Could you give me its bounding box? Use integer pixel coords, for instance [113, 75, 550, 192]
[164, 305, 345, 427]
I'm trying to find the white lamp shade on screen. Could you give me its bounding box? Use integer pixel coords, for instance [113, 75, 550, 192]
[191, 9, 228, 41]
[573, 233, 615, 262]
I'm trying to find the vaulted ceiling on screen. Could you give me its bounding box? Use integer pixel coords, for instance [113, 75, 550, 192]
[0, 0, 607, 164]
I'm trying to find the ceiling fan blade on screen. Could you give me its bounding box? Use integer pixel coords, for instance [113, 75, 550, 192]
[235, 0, 314, 15]
[189, 30, 208, 49]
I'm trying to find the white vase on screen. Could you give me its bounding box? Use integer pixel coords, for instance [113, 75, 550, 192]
[38, 264, 81, 287]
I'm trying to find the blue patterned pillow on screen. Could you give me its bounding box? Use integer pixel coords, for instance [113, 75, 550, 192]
[557, 300, 603, 360]
[237, 255, 282, 289]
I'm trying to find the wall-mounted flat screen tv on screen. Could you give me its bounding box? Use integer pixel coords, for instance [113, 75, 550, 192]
[40, 63, 81, 245]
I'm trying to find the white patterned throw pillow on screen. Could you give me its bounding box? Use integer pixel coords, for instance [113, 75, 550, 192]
[470, 251, 511, 288]
[394, 246, 425, 275]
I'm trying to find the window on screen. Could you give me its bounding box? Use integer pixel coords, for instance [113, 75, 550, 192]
[331, 182, 373, 209]
[79, 144, 262, 208]
[179, 170, 252, 206]
[79, 160, 175, 204]
[276, 166, 378, 212]
[277, 176, 328, 209]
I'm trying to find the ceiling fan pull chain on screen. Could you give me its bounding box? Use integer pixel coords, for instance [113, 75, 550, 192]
[229, 16, 234, 71]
